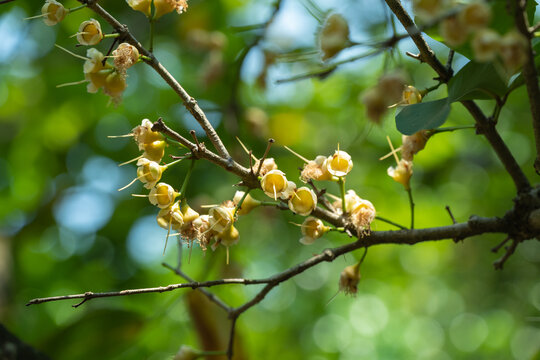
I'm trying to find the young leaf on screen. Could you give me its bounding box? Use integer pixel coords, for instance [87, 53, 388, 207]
[448, 61, 508, 102]
[396, 98, 451, 135]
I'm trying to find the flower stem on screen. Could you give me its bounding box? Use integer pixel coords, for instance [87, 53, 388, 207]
[338, 177, 346, 213]
[149, 17, 155, 52]
[406, 187, 415, 229]
[375, 216, 407, 230]
[67, 4, 87, 13]
[429, 125, 476, 135]
[178, 157, 196, 199]
[234, 190, 250, 217]
[103, 33, 120, 39]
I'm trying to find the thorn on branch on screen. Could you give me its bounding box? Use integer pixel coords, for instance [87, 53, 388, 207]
[491, 236, 511, 253]
[255, 138, 275, 176]
[406, 51, 423, 62]
[493, 238, 519, 270]
[445, 205, 462, 242]
[189, 130, 205, 154]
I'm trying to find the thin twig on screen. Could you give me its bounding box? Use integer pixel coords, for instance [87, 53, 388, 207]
[493, 239, 518, 270]
[226, 316, 238, 360]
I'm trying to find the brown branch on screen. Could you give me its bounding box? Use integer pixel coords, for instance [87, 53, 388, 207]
[511, 0, 540, 174]
[384, 0, 531, 193]
[77, 0, 231, 160]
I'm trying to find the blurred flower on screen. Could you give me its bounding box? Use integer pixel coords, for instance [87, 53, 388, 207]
[288, 187, 317, 216]
[378, 71, 407, 106]
[472, 28, 500, 62]
[318, 13, 350, 61]
[154, 0, 188, 19]
[401, 130, 431, 161]
[460, 1, 491, 30]
[361, 87, 387, 124]
[413, 0, 450, 22]
[499, 31, 528, 73]
[103, 70, 127, 105]
[440, 16, 468, 47]
[76, 19, 103, 46]
[41, 0, 68, 26]
[402, 86, 422, 105]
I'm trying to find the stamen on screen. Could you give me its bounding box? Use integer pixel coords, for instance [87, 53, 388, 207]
[54, 44, 89, 61]
[118, 154, 143, 167]
[284, 145, 310, 163]
[24, 13, 49, 20]
[273, 184, 277, 201]
[70, 32, 90, 38]
[226, 247, 230, 265]
[379, 146, 402, 161]
[117, 172, 149, 191]
[56, 79, 88, 88]
[107, 134, 133, 138]
[163, 216, 172, 255]
[236, 137, 258, 161]
[386, 136, 400, 164]
[131, 194, 149, 197]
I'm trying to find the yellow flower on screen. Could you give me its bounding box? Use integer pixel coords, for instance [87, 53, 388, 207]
[41, 0, 68, 26]
[103, 70, 127, 104]
[299, 217, 329, 245]
[149, 182, 178, 208]
[401, 130, 431, 161]
[76, 19, 103, 46]
[153, 0, 189, 19]
[472, 28, 500, 63]
[136, 158, 165, 189]
[402, 86, 422, 105]
[387, 159, 413, 190]
[156, 201, 184, 230]
[260, 170, 290, 200]
[288, 187, 317, 216]
[499, 31, 528, 73]
[350, 199, 376, 230]
[300, 155, 333, 182]
[142, 140, 166, 163]
[251, 157, 277, 176]
[440, 16, 469, 47]
[326, 150, 353, 177]
[209, 205, 235, 233]
[132, 119, 165, 151]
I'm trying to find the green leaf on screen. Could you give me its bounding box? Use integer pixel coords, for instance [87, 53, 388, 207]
[448, 61, 508, 101]
[396, 98, 451, 135]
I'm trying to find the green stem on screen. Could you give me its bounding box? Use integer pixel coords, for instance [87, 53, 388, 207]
[406, 187, 415, 230]
[103, 33, 120, 39]
[234, 190, 250, 217]
[338, 177, 346, 213]
[67, 4, 87, 13]
[260, 201, 279, 206]
[358, 246, 368, 265]
[178, 158, 196, 199]
[429, 125, 476, 135]
[139, 55, 152, 62]
[375, 216, 407, 230]
[197, 350, 227, 357]
[149, 17, 155, 52]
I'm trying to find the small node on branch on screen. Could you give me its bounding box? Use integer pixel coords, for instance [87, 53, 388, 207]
[406, 51, 422, 61]
[493, 239, 519, 270]
[445, 205, 462, 242]
[189, 129, 205, 153]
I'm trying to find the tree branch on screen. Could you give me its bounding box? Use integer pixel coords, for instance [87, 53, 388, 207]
[77, 0, 231, 160]
[384, 0, 531, 193]
[511, 0, 540, 174]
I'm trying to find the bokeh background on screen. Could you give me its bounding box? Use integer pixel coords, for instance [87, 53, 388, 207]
[1, 0, 540, 359]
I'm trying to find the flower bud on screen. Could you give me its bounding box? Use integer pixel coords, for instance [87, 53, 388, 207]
[41, 0, 68, 26]
[149, 182, 177, 208]
[76, 19, 103, 46]
[209, 205, 235, 233]
[288, 187, 317, 216]
[460, 1, 491, 30]
[319, 13, 350, 61]
[136, 158, 164, 188]
[472, 28, 500, 62]
[401, 130, 431, 161]
[126, 0, 152, 17]
[299, 217, 329, 245]
[402, 86, 422, 105]
[499, 31, 528, 73]
[113, 43, 140, 74]
[326, 150, 353, 177]
[300, 155, 333, 182]
[260, 169, 289, 200]
[339, 263, 360, 296]
[157, 201, 184, 230]
[387, 159, 413, 190]
[143, 140, 166, 162]
[181, 203, 200, 224]
[232, 191, 261, 216]
[440, 16, 469, 47]
[193, 214, 212, 250]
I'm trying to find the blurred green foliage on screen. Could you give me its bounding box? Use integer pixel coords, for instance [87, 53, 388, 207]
[1, 0, 540, 359]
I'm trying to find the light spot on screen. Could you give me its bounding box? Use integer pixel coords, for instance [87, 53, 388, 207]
[449, 313, 489, 352]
